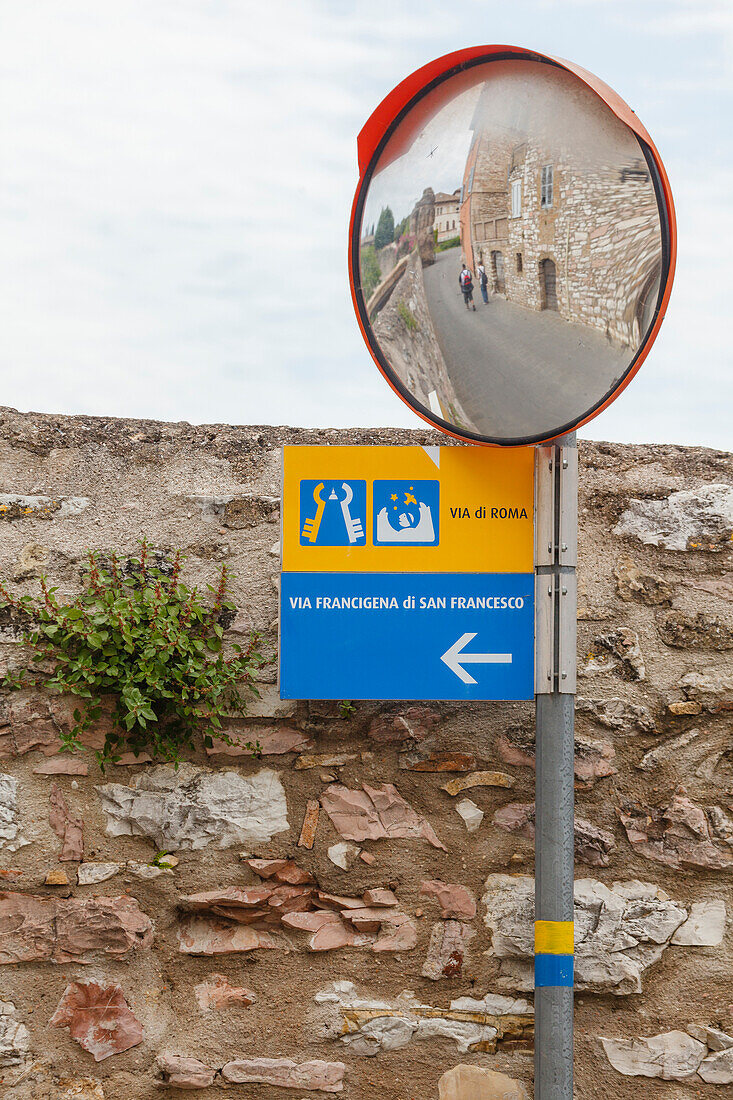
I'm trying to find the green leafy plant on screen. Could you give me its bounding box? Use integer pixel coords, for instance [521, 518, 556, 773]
[360, 244, 382, 300]
[150, 849, 176, 869]
[397, 300, 418, 333]
[337, 700, 355, 719]
[0, 540, 263, 767]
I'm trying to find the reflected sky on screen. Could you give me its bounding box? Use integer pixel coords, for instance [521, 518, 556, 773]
[0, 2, 727, 447]
[363, 87, 480, 229]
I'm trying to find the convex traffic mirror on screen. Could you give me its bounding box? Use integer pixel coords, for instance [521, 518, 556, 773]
[350, 48, 676, 445]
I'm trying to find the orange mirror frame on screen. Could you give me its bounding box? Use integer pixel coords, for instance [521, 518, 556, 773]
[349, 45, 677, 446]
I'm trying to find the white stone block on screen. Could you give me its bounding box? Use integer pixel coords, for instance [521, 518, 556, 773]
[671, 900, 726, 946]
[77, 862, 122, 885]
[97, 763, 289, 850]
[601, 1031, 706, 1080]
[698, 1048, 733, 1084]
[456, 799, 483, 833]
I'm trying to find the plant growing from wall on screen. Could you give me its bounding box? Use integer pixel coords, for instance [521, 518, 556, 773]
[397, 300, 418, 333]
[360, 244, 382, 300]
[149, 850, 177, 869]
[0, 541, 262, 767]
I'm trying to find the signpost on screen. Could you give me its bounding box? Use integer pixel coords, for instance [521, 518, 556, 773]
[533, 436, 578, 1099]
[281, 44, 676, 1100]
[280, 444, 534, 700]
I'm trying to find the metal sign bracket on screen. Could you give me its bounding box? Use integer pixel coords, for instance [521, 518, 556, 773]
[535, 443, 578, 567]
[535, 441, 578, 694]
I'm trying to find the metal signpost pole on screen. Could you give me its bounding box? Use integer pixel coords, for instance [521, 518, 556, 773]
[534, 433, 578, 1100]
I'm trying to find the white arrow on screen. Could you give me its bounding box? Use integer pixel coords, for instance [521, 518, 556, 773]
[440, 633, 512, 684]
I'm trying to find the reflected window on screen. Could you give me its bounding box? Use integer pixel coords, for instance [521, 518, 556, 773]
[541, 165, 554, 208]
[511, 178, 522, 218]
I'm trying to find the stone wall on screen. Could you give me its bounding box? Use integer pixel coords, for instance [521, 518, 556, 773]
[0, 405, 731, 1100]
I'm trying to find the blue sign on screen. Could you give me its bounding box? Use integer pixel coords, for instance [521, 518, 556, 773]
[280, 572, 534, 700]
[300, 479, 366, 546]
[373, 479, 440, 546]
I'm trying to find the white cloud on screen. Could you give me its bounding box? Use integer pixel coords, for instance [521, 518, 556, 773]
[0, 0, 729, 447]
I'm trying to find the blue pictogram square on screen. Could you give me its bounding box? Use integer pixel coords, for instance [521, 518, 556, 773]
[299, 479, 367, 546]
[373, 480, 440, 546]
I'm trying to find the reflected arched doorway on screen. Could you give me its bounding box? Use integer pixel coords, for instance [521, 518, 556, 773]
[540, 258, 558, 310]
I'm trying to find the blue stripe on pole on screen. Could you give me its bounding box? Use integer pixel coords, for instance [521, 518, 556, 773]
[534, 953, 574, 988]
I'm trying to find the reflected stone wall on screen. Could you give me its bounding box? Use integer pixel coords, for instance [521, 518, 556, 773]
[370, 249, 470, 430]
[460, 73, 662, 350]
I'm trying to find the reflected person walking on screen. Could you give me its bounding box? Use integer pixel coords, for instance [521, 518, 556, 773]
[459, 264, 476, 311]
[477, 261, 489, 304]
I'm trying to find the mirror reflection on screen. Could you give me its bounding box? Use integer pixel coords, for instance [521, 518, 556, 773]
[357, 60, 664, 442]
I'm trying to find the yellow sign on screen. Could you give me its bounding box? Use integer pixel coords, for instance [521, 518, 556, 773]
[282, 445, 534, 574]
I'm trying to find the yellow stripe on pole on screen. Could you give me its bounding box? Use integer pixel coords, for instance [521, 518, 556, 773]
[534, 920, 574, 955]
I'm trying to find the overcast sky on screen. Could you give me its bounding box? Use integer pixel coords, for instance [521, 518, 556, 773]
[0, 1, 730, 448]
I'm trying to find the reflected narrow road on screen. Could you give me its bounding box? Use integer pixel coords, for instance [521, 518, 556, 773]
[422, 246, 630, 439]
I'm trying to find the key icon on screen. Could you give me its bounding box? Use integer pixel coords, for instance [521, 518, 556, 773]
[299, 479, 366, 546]
[339, 482, 364, 544]
[301, 482, 326, 543]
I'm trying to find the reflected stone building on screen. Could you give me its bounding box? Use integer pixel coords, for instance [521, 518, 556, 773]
[459, 80, 662, 349]
[434, 189, 461, 241]
[409, 187, 437, 267]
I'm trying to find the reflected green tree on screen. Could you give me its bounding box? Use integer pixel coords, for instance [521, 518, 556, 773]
[374, 206, 395, 250]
